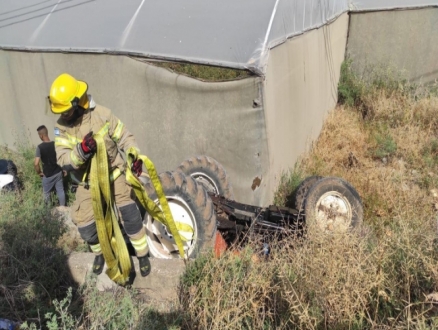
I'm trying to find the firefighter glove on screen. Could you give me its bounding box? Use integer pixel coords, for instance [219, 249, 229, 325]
[132, 159, 143, 176]
[81, 131, 97, 154]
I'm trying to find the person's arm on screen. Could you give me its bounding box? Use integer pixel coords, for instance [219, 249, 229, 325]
[54, 125, 92, 171]
[34, 157, 43, 177]
[34, 146, 43, 177]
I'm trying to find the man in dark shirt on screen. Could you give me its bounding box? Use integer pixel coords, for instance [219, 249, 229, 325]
[34, 125, 66, 206]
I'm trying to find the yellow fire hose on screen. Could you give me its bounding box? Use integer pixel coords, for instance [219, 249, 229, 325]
[90, 134, 191, 286]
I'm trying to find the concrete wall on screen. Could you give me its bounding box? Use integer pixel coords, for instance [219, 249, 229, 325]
[0, 51, 270, 205]
[263, 13, 349, 200]
[347, 7, 438, 83]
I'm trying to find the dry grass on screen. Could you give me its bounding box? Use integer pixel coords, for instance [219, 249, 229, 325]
[179, 232, 381, 329]
[178, 75, 438, 329]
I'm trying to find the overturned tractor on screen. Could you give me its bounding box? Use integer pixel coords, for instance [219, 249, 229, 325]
[138, 155, 363, 259]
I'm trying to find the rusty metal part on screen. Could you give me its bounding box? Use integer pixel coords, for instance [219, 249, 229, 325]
[208, 192, 305, 246]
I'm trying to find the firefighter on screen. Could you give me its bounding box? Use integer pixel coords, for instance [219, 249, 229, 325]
[48, 73, 151, 277]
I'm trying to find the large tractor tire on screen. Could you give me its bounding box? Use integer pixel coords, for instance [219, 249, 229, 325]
[177, 155, 234, 200]
[303, 177, 363, 233]
[142, 171, 217, 259]
[293, 176, 323, 212]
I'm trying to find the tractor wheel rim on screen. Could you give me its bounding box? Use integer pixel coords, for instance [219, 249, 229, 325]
[191, 172, 219, 195]
[314, 191, 352, 232]
[145, 195, 197, 259]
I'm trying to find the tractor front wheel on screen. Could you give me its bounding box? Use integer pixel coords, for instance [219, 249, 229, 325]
[303, 177, 363, 233]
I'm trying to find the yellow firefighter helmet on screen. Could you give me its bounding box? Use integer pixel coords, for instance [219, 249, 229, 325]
[48, 73, 88, 114]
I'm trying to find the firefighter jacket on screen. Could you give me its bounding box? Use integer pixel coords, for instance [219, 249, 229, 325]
[54, 103, 139, 185]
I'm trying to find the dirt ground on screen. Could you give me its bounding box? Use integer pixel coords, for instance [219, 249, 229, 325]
[68, 252, 186, 311]
[55, 206, 186, 311]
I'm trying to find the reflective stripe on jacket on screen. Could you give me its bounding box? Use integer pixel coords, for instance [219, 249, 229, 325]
[54, 104, 139, 183]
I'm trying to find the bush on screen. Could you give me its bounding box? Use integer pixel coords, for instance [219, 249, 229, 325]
[0, 144, 76, 323]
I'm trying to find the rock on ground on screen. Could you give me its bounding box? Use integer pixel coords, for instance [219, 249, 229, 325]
[68, 252, 186, 310]
[52, 206, 83, 251]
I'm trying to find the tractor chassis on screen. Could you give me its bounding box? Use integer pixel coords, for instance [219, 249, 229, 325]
[208, 192, 305, 248]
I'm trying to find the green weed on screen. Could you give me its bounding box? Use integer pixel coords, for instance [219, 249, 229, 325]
[272, 165, 304, 207]
[422, 138, 438, 168]
[372, 130, 397, 160]
[45, 288, 77, 330]
[338, 59, 365, 107]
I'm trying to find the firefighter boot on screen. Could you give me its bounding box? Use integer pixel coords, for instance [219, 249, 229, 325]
[138, 255, 151, 277]
[93, 254, 105, 275]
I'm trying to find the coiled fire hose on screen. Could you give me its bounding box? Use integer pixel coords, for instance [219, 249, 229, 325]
[90, 134, 191, 285]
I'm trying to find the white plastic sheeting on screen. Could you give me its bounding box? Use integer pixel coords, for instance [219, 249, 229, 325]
[0, 0, 437, 74]
[0, 0, 349, 74]
[250, 0, 349, 70]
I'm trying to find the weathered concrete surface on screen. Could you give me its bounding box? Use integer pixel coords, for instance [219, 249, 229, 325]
[347, 7, 438, 83]
[68, 252, 186, 307]
[0, 51, 268, 206]
[263, 13, 349, 197]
